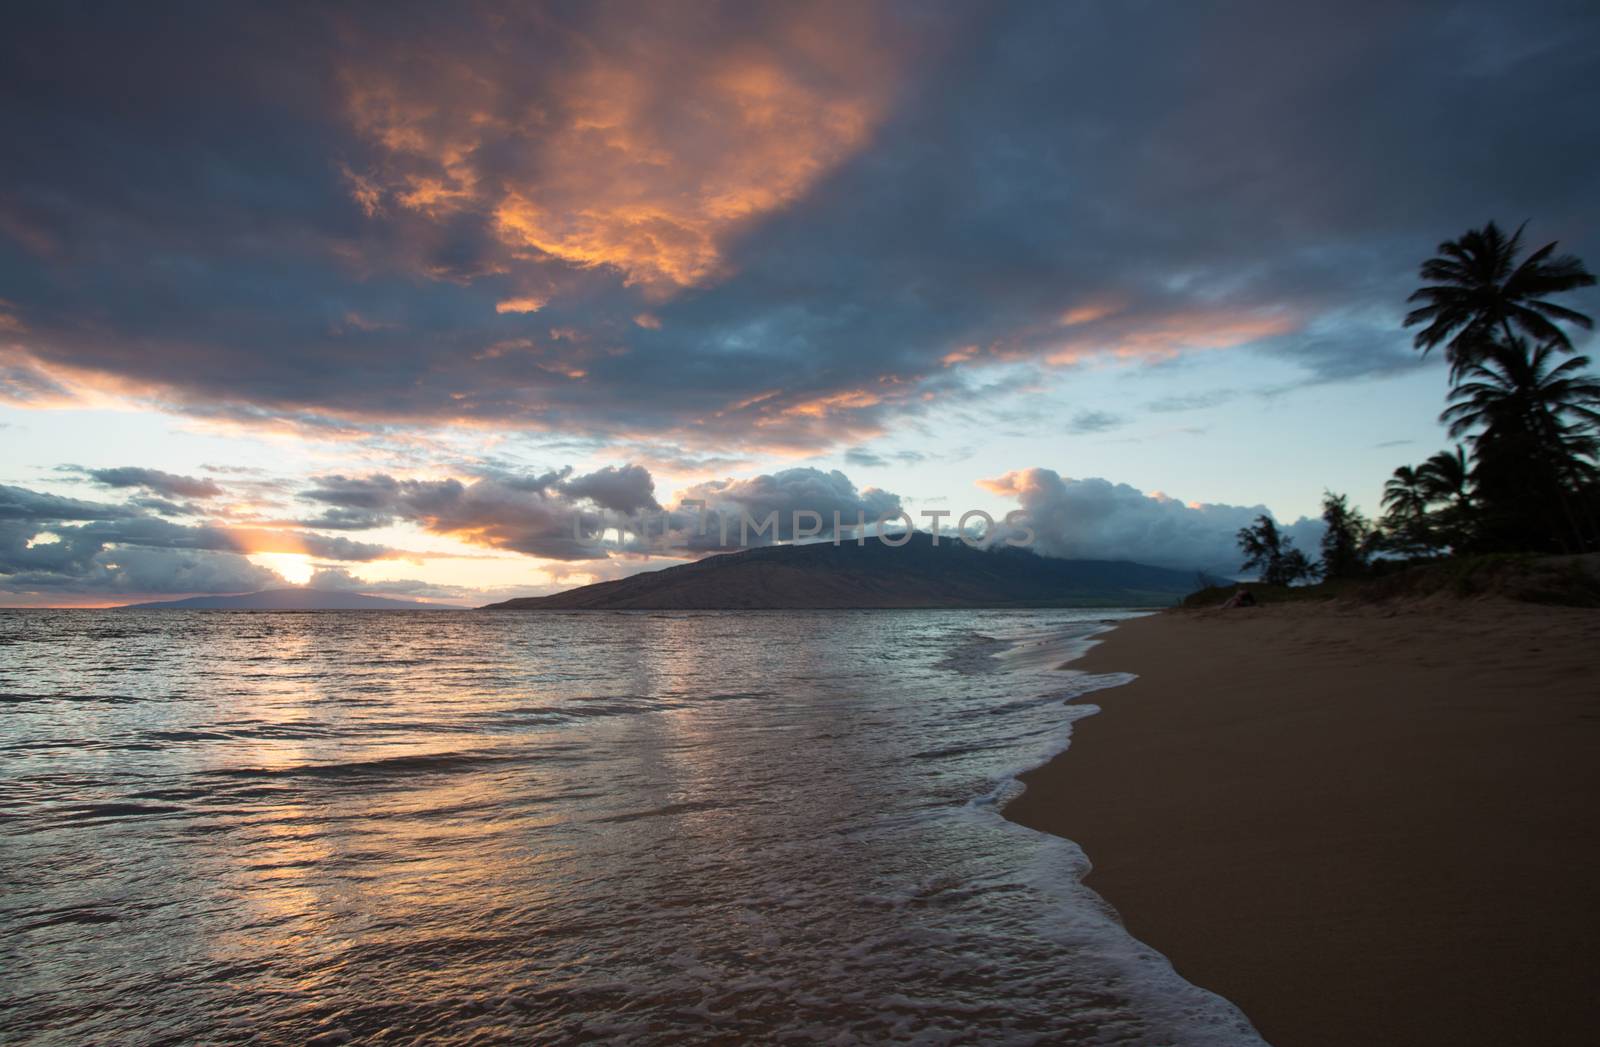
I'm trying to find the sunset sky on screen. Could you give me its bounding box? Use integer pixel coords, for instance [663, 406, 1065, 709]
[3, 1, 1597, 605]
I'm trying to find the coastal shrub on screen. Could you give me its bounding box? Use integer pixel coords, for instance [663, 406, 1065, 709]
[1181, 553, 1600, 608]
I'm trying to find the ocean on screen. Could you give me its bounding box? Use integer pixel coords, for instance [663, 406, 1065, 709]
[0, 609, 1261, 1044]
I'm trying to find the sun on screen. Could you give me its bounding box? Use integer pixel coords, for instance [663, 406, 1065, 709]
[247, 552, 315, 586]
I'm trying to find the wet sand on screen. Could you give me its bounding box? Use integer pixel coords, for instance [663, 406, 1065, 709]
[1005, 600, 1600, 1046]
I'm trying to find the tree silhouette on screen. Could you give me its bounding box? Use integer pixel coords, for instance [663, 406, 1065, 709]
[1236, 514, 1317, 586]
[1417, 445, 1474, 551]
[1380, 465, 1433, 555]
[1405, 221, 1595, 376]
[1319, 491, 1372, 579]
[1442, 339, 1600, 551]
[1418, 446, 1471, 510]
[1382, 465, 1428, 520]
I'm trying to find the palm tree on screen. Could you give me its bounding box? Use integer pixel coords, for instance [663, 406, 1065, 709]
[1416, 445, 1474, 552]
[1443, 341, 1600, 451]
[1382, 465, 1429, 520]
[1442, 339, 1600, 550]
[1405, 221, 1595, 375]
[1380, 465, 1433, 555]
[1417, 446, 1471, 512]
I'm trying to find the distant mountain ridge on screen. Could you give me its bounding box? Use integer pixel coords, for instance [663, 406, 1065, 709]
[118, 589, 450, 610]
[484, 533, 1204, 610]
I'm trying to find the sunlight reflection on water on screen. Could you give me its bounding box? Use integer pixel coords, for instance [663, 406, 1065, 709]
[0, 609, 1261, 1044]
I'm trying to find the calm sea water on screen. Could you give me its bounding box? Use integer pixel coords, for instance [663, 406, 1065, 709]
[0, 609, 1261, 1045]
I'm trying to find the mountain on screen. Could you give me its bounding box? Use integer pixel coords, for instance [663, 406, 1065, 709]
[118, 589, 452, 610]
[483, 533, 1206, 610]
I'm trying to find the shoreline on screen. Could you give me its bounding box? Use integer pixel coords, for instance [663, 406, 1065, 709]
[1003, 600, 1600, 1046]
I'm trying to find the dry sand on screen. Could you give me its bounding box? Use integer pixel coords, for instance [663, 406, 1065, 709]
[1005, 600, 1600, 1047]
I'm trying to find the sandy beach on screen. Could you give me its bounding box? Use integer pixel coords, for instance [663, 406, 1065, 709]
[1005, 600, 1600, 1046]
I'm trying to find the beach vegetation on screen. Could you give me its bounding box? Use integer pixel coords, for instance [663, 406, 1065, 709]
[1259, 221, 1598, 599]
[1319, 491, 1374, 578]
[1379, 465, 1438, 556]
[1235, 514, 1318, 586]
[1416, 446, 1474, 550]
[1183, 551, 1600, 609]
[1387, 222, 1600, 556]
[1405, 220, 1596, 378]
[1442, 338, 1600, 553]
[1376, 446, 1476, 557]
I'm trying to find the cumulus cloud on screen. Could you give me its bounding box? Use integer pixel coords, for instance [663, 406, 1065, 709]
[980, 468, 1322, 576]
[64, 517, 396, 562]
[0, 480, 409, 598]
[302, 469, 603, 560]
[1, 484, 138, 523]
[299, 463, 900, 557]
[675, 467, 902, 544]
[0, 524, 282, 596]
[556, 464, 660, 516]
[82, 547, 282, 595]
[2, 459, 907, 599]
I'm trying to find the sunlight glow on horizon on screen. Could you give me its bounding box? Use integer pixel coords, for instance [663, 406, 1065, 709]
[248, 552, 315, 587]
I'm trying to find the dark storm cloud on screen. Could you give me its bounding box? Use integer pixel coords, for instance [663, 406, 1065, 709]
[1, 2, 1597, 449]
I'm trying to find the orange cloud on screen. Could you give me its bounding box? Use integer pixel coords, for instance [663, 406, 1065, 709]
[776, 388, 883, 421]
[975, 469, 1033, 497]
[1058, 300, 1122, 326]
[1043, 308, 1296, 366]
[495, 296, 546, 314]
[342, 5, 904, 298]
[936, 303, 1300, 373]
[669, 373, 938, 457]
[0, 344, 154, 409]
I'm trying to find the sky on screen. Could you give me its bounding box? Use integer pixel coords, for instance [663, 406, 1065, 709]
[3, 0, 1598, 606]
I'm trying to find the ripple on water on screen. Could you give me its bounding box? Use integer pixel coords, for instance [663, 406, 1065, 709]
[0, 608, 1261, 1045]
